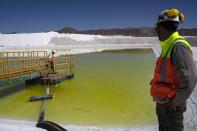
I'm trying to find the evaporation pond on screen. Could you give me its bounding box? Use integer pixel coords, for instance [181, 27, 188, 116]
[0, 50, 157, 126]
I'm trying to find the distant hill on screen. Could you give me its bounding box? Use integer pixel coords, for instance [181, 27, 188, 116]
[57, 27, 197, 37]
[178, 28, 197, 36]
[57, 27, 78, 34]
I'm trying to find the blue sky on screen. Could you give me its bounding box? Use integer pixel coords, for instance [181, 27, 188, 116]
[0, 0, 197, 33]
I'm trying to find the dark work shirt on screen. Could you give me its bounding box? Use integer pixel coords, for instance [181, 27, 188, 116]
[171, 43, 197, 107]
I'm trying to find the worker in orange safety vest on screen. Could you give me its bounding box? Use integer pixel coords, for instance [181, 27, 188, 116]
[47, 50, 56, 73]
[150, 8, 197, 131]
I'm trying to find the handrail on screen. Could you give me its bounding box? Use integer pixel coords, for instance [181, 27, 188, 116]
[0, 51, 75, 86]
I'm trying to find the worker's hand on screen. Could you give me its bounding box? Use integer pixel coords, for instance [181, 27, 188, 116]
[169, 94, 186, 112]
[169, 104, 186, 113]
[169, 98, 180, 112]
[169, 104, 177, 111]
[169, 92, 183, 111]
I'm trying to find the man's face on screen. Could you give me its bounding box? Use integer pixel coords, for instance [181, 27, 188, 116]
[154, 24, 165, 41]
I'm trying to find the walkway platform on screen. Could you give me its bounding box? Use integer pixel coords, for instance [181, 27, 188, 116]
[0, 51, 75, 96]
[40, 73, 74, 85]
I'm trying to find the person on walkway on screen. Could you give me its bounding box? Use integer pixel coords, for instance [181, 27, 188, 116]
[150, 8, 197, 131]
[48, 50, 56, 73]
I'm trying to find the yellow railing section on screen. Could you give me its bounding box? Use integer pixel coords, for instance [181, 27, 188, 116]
[0, 51, 75, 86]
[54, 55, 75, 75]
[0, 51, 48, 80]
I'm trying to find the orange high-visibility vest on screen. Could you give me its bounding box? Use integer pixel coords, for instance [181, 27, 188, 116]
[150, 32, 192, 104]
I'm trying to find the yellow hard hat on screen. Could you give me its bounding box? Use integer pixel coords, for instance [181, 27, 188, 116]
[156, 8, 184, 25]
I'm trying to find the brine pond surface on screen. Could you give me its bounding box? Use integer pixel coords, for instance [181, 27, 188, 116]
[0, 50, 157, 127]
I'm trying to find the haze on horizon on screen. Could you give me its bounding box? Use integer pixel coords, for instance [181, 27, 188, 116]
[0, 0, 197, 33]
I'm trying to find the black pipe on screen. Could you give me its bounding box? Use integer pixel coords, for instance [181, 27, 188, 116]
[36, 121, 67, 131]
[29, 94, 53, 101]
[36, 81, 67, 131]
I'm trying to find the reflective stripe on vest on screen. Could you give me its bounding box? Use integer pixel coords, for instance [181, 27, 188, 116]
[160, 38, 185, 83]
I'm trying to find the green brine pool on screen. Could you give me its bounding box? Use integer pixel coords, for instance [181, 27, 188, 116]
[0, 49, 157, 127]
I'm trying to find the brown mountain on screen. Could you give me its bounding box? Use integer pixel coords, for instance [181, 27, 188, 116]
[179, 28, 197, 36]
[57, 27, 197, 37]
[57, 27, 78, 34]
